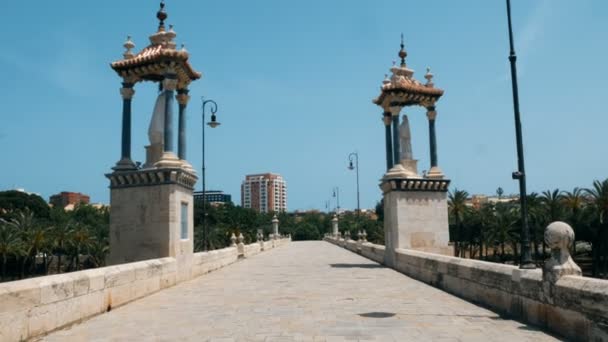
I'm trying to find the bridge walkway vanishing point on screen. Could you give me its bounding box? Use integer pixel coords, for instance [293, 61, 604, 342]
[41, 241, 558, 342]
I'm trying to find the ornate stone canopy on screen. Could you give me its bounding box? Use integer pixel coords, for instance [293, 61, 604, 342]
[110, 1, 201, 89]
[373, 39, 443, 110]
[373, 36, 446, 180]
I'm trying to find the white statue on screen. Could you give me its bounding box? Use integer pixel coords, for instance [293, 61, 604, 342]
[399, 114, 413, 160]
[148, 91, 165, 145]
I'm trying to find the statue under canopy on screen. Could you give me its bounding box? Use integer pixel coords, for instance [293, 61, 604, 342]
[399, 114, 413, 161]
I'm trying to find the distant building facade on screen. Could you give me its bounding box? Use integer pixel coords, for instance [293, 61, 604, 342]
[193, 190, 232, 205]
[49, 192, 90, 209]
[241, 173, 287, 213]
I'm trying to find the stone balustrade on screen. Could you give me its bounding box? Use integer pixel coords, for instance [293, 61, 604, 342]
[0, 238, 291, 341]
[324, 223, 608, 341]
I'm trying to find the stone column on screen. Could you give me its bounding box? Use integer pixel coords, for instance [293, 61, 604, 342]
[383, 113, 393, 171]
[272, 215, 279, 239]
[163, 75, 178, 153]
[331, 215, 339, 238]
[176, 89, 190, 160]
[115, 82, 136, 170]
[426, 107, 444, 178]
[392, 114, 400, 167]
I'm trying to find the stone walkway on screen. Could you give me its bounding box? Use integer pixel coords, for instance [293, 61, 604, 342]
[42, 241, 558, 341]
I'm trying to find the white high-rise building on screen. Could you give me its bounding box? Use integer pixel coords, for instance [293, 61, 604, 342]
[241, 173, 287, 213]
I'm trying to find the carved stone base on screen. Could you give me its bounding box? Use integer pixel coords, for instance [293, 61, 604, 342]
[155, 151, 183, 169]
[381, 180, 452, 267]
[113, 157, 137, 171]
[427, 166, 444, 179]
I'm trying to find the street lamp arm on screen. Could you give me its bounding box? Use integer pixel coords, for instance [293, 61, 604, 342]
[202, 98, 218, 115]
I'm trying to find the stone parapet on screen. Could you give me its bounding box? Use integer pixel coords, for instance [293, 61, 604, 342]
[0, 238, 291, 342]
[323, 236, 608, 341]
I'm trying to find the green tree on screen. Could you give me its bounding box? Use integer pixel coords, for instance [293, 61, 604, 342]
[448, 189, 469, 257]
[585, 179, 608, 277]
[0, 221, 23, 280]
[0, 191, 49, 220]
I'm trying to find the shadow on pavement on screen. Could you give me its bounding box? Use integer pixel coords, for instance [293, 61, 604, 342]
[329, 263, 384, 269]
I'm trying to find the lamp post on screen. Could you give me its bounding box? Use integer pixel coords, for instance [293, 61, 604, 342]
[505, 0, 534, 269]
[201, 97, 220, 251]
[332, 187, 340, 215]
[348, 152, 360, 214]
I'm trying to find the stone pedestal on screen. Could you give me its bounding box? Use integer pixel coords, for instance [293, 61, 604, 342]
[106, 167, 197, 280]
[380, 176, 452, 267]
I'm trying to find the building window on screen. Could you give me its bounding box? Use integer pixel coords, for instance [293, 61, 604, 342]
[181, 202, 188, 240]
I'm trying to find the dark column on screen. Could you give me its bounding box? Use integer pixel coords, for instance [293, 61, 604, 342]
[119, 82, 135, 165]
[163, 75, 177, 153]
[392, 115, 400, 166]
[383, 113, 393, 171]
[427, 107, 438, 168]
[176, 89, 190, 160]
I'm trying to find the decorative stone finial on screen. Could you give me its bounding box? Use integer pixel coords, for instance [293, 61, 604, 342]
[425, 67, 434, 87]
[382, 74, 390, 86]
[157, 1, 168, 31]
[237, 233, 244, 244]
[123, 35, 135, 59]
[399, 34, 407, 67]
[543, 222, 581, 284]
[230, 233, 237, 247]
[181, 43, 187, 52]
[362, 230, 367, 242]
[166, 25, 177, 49]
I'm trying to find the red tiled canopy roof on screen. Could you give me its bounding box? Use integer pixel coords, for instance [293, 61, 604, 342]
[111, 44, 201, 83]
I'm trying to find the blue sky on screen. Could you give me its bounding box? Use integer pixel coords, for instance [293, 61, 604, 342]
[1, 1, 607, 211]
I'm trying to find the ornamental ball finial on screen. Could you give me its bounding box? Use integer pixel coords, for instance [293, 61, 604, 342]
[157, 0, 168, 30]
[399, 34, 407, 66]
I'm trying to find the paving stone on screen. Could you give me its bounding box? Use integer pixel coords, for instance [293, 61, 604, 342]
[42, 242, 558, 341]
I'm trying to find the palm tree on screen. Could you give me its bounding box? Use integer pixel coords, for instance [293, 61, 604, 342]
[53, 221, 76, 273]
[4, 209, 38, 277]
[0, 221, 23, 280]
[562, 187, 585, 255]
[487, 205, 519, 262]
[541, 189, 565, 222]
[67, 224, 93, 271]
[585, 179, 608, 277]
[448, 189, 469, 257]
[526, 193, 544, 260]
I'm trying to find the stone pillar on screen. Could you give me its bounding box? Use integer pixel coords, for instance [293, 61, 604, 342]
[163, 75, 177, 153]
[383, 113, 393, 171]
[380, 174, 452, 267]
[272, 215, 279, 239]
[237, 233, 245, 257]
[331, 215, 339, 238]
[114, 82, 136, 170]
[176, 89, 190, 160]
[392, 114, 400, 167]
[230, 233, 237, 247]
[426, 107, 444, 178]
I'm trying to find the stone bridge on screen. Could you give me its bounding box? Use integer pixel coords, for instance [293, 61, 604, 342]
[2, 238, 607, 341]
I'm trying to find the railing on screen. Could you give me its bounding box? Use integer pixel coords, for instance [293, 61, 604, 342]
[0, 237, 291, 341]
[324, 223, 608, 342]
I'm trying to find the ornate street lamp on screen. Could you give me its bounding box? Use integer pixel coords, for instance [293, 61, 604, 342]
[201, 97, 220, 251]
[505, 0, 534, 269]
[332, 187, 340, 214]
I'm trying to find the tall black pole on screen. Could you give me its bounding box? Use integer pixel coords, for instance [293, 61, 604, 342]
[201, 99, 207, 251]
[506, 0, 535, 269]
[201, 98, 219, 252]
